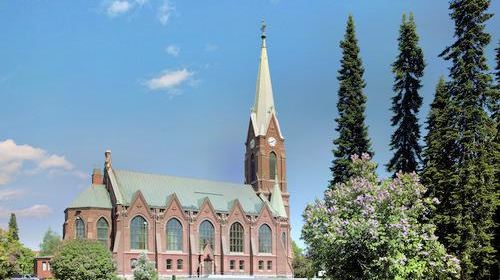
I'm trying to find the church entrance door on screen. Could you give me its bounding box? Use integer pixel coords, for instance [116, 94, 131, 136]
[203, 259, 213, 275]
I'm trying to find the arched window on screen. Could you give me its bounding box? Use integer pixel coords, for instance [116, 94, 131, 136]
[258, 224, 272, 253]
[177, 259, 183, 270]
[229, 222, 244, 252]
[131, 216, 148, 250]
[97, 218, 109, 247]
[75, 218, 85, 239]
[269, 152, 277, 179]
[166, 218, 183, 251]
[199, 220, 215, 250]
[250, 154, 256, 182]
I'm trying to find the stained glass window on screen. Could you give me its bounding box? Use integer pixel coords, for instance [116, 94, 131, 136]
[258, 224, 272, 253]
[131, 216, 148, 250]
[166, 218, 183, 251]
[229, 222, 244, 252]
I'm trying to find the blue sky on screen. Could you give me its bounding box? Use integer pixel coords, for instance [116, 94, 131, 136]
[0, 0, 498, 250]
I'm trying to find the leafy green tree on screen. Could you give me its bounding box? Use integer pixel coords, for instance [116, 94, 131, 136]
[51, 239, 116, 280]
[39, 228, 62, 256]
[303, 154, 460, 279]
[133, 252, 158, 280]
[17, 245, 35, 275]
[387, 13, 425, 175]
[330, 15, 373, 186]
[434, 0, 497, 278]
[292, 241, 315, 278]
[0, 228, 14, 279]
[0, 227, 35, 277]
[8, 213, 19, 241]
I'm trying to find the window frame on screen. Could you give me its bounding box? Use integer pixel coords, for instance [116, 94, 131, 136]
[130, 215, 148, 250]
[199, 220, 215, 250]
[166, 259, 173, 270]
[269, 152, 277, 179]
[229, 222, 244, 253]
[177, 259, 183, 270]
[97, 217, 109, 247]
[258, 224, 272, 253]
[75, 218, 85, 239]
[166, 218, 183, 251]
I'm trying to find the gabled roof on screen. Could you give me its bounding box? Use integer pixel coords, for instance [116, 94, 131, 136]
[68, 184, 112, 209]
[112, 169, 265, 214]
[250, 31, 283, 138]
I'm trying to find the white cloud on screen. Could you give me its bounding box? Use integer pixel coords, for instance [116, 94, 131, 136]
[145, 69, 193, 90]
[0, 139, 78, 185]
[107, 1, 132, 16]
[135, 0, 148, 5]
[38, 155, 73, 170]
[158, 0, 172, 25]
[0, 189, 25, 201]
[0, 204, 52, 218]
[165, 45, 180, 57]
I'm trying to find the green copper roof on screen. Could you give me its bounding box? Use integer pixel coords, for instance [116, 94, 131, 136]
[270, 178, 287, 218]
[112, 169, 264, 214]
[69, 184, 112, 209]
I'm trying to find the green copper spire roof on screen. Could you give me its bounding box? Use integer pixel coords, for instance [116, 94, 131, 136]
[68, 184, 112, 209]
[269, 175, 287, 218]
[250, 20, 283, 138]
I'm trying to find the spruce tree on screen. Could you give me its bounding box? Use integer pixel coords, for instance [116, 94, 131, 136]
[8, 213, 19, 241]
[387, 13, 424, 175]
[437, 0, 497, 278]
[421, 77, 460, 246]
[330, 15, 372, 186]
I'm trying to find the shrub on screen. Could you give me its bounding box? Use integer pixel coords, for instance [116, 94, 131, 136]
[133, 252, 158, 280]
[51, 239, 116, 280]
[302, 154, 461, 279]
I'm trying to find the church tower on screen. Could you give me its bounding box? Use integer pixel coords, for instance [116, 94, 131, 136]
[244, 22, 289, 216]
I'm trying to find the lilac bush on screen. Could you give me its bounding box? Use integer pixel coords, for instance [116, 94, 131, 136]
[302, 154, 460, 279]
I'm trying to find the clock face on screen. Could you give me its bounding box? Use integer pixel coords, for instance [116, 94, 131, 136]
[249, 139, 255, 149]
[268, 137, 277, 147]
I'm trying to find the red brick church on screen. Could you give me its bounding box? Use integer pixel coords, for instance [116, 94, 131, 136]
[62, 25, 293, 278]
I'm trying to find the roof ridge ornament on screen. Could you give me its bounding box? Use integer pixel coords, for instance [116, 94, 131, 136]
[105, 149, 112, 170]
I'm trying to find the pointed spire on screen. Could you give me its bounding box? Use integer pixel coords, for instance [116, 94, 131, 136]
[251, 20, 282, 137]
[270, 174, 287, 218]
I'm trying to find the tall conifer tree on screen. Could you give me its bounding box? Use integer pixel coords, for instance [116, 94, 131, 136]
[330, 15, 372, 186]
[436, 0, 497, 277]
[8, 213, 19, 241]
[387, 13, 425, 175]
[421, 77, 460, 246]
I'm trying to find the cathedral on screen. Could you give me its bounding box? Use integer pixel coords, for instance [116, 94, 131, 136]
[63, 26, 293, 278]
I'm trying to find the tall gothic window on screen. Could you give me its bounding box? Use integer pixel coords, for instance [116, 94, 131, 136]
[269, 152, 277, 179]
[258, 224, 272, 253]
[75, 218, 85, 239]
[97, 218, 109, 247]
[250, 154, 256, 182]
[199, 220, 215, 250]
[229, 222, 244, 252]
[166, 218, 183, 251]
[131, 216, 148, 250]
